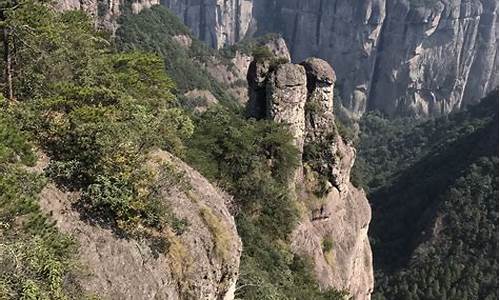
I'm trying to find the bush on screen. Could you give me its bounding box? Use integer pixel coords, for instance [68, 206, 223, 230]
[322, 238, 333, 253]
[9, 2, 193, 243]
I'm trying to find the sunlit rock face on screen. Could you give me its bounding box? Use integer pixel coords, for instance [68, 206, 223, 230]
[161, 0, 254, 49]
[247, 57, 374, 299]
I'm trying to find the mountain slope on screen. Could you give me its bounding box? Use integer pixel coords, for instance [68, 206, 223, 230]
[353, 91, 499, 299]
[0, 4, 241, 299]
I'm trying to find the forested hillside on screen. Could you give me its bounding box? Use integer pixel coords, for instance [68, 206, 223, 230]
[0, 2, 346, 299]
[0, 3, 195, 297]
[353, 91, 499, 299]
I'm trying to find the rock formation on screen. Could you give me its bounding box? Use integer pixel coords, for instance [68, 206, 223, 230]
[161, 0, 254, 48]
[38, 151, 242, 300]
[156, 0, 499, 118]
[56, 0, 498, 117]
[247, 58, 374, 299]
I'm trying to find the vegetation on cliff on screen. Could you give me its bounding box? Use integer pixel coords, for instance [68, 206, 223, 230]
[0, 2, 347, 298]
[115, 5, 236, 106]
[186, 107, 346, 299]
[0, 2, 194, 297]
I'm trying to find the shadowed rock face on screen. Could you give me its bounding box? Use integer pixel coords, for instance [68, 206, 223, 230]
[252, 0, 498, 118]
[247, 57, 374, 299]
[153, 0, 498, 118]
[57, 0, 497, 117]
[161, 0, 254, 48]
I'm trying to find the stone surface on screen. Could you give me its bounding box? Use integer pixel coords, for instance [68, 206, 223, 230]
[54, 0, 159, 32]
[266, 63, 308, 151]
[246, 57, 374, 299]
[161, 0, 254, 48]
[38, 151, 241, 300]
[153, 0, 498, 117]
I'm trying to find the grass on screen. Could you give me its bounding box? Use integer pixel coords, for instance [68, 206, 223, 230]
[199, 206, 232, 261]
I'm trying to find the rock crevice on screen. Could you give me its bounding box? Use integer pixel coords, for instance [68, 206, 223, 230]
[247, 57, 374, 299]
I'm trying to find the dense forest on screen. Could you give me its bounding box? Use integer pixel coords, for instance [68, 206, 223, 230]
[353, 91, 499, 300]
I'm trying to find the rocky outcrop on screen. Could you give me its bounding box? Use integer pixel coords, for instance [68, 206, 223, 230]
[203, 36, 291, 105]
[158, 0, 498, 118]
[247, 58, 373, 299]
[38, 151, 241, 300]
[253, 0, 499, 117]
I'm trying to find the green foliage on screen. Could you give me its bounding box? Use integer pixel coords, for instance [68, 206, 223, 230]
[5, 1, 193, 240]
[0, 111, 35, 166]
[0, 119, 80, 298]
[332, 87, 358, 144]
[252, 46, 274, 62]
[322, 238, 333, 253]
[115, 6, 236, 106]
[185, 106, 345, 299]
[354, 91, 499, 300]
[220, 33, 283, 58]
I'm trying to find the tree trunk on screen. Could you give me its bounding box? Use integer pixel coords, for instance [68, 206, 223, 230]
[2, 25, 13, 101]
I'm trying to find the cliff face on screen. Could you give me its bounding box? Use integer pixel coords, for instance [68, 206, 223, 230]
[161, 0, 254, 48]
[38, 151, 242, 300]
[253, 0, 499, 117]
[55, 0, 160, 31]
[247, 58, 374, 299]
[151, 0, 498, 118]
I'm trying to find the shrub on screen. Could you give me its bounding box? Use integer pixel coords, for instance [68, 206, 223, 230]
[251, 46, 274, 62]
[185, 106, 345, 299]
[322, 238, 333, 253]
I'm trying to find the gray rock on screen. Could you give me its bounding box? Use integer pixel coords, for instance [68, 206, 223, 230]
[162, 0, 254, 48]
[246, 58, 374, 299]
[38, 151, 241, 300]
[147, 0, 498, 117]
[265, 63, 308, 152]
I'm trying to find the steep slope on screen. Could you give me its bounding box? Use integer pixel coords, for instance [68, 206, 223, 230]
[38, 151, 241, 300]
[0, 5, 242, 299]
[126, 0, 497, 118]
[247, 57, 374, 299]
[353, 91, 499, 299]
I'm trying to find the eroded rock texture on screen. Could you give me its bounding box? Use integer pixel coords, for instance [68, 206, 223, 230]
[261, 0, 499, 117]
[158, 0, 498, 117]
[38, 151, 241, 300]
[161, 0, 254, 48]
[247, 58, 374, 299]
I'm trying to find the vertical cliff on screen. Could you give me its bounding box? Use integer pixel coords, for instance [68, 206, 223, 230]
[54, 0, 160, 31]
[161, 0, 254, 48]
[253, 0, 498, 117]
[247, 58, 374, 299]
[151, 0, 497, 118]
